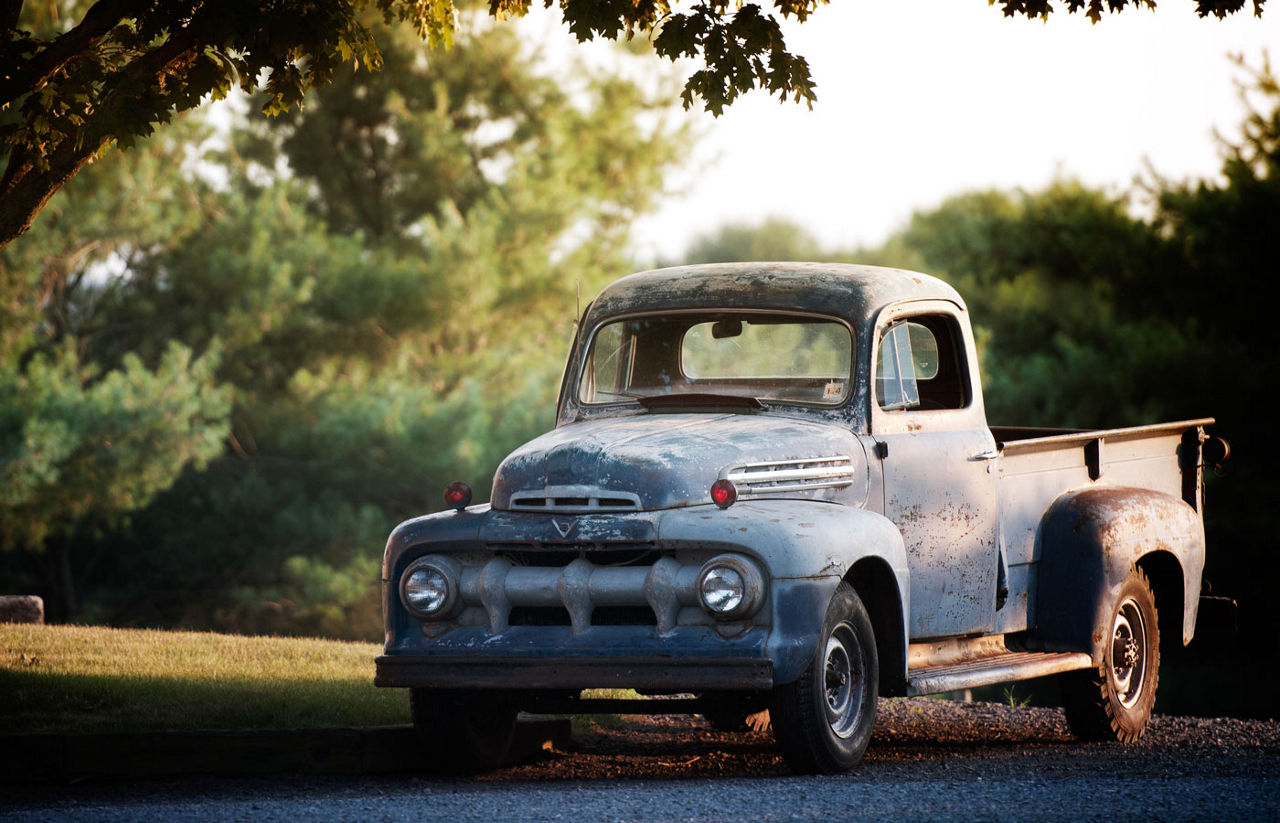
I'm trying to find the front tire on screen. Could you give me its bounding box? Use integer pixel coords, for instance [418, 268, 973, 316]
[1061, 569, 1160, 743]
[410, 688, 517, 772]
[771, 582, 879, 774]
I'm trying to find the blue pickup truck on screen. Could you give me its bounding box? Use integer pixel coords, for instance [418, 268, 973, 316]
[376, 263, 1222, 773]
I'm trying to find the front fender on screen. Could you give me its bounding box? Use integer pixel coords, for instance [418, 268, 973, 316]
[381, 504, 491, 646]
[656, 501, 910, 685]
[1034, 486, 1204, 660]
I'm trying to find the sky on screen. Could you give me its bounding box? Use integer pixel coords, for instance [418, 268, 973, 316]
[577, 0, 1280, 262]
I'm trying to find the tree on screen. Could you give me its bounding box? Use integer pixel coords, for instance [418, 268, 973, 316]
[680, 217, 826, 264]
[0, 114, 235, 621]
[0, 12, 687, 635]
[0, 343, 230, 618]
[1, 0, 1266, 251]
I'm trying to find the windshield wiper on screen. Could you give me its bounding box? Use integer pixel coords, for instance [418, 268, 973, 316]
[591, 389, 646, 400]
[636, 393, 765, 411]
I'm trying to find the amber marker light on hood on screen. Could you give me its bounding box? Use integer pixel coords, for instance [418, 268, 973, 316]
[710, 478, 737, 508]
[444, 481, 472, 510]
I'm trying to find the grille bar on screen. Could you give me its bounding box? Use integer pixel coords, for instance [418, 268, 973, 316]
[726, 455, 854, 494]
[508, 485, 642, 513]
[457, 556, 699, 634]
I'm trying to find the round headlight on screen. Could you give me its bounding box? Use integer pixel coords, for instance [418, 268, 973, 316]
[405, 567, 449, 614]
[701, 567, 745, 613]
[696, 555, 765, 620]
[400, 555, 461, 620]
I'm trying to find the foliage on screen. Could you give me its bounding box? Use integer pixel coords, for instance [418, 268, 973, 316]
[0, 342, 229, 553]
[992, 0, 1263, 22]
[0, 624, 404, 734]
[2, 0, 1266, 250]
[0, 13, 686, 636]
[0, 137, 234, 612]
[680, 217, 827, 264]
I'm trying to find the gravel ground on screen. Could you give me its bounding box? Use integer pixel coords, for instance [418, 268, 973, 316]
[3, 699, 1277, 822]
[485, 697, 1280, 781]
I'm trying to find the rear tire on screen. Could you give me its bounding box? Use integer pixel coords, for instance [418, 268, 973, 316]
[771, 582, 878, 774]
[410, 688, 517, 772]
[1061, 569, 1160, 743]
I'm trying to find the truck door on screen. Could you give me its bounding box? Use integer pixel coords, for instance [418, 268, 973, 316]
[869, 303, 1000, 640]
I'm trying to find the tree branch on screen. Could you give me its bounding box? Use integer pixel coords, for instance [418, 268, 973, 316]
[0, 0, 144, 107]
[0, 19, 204, 247]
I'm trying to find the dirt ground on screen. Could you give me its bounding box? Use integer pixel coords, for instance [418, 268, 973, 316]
[485, 697, 1280, 781]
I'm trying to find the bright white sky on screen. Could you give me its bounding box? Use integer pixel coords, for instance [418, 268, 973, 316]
[559, 0, 1280, 262]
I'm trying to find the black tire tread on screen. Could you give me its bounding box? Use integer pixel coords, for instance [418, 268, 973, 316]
[1061, 568, 1160, 744]
[771, 582, 879, 774]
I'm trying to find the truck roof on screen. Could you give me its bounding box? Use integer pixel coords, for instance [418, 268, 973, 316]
[586, 263, 966, 326]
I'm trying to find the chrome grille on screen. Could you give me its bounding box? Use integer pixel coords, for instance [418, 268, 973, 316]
[725, 455, 855, 494]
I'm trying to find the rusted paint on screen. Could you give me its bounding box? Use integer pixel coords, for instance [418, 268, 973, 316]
[1035, 484, 1205, 657]
[492, 414, 869, 512]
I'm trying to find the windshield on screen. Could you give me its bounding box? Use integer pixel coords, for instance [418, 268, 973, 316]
[578, 313, 853, 406]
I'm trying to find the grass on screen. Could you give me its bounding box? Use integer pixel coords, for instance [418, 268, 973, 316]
[1, 624, 408, 735]
[1001, 685, 1032, 708]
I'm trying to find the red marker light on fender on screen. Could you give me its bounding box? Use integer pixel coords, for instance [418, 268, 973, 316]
[444, 481, 472, 510]
[710, 479, 737, 508]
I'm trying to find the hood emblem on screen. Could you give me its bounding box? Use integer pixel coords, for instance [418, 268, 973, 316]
[551, 517, 577, 538]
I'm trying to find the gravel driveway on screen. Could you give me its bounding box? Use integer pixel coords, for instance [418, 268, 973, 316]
[3, 699, 1276, 822]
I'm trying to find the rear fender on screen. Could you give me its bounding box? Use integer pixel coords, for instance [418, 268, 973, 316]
[1034, 486, 1204, 661]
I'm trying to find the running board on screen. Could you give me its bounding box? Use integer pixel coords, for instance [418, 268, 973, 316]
[906, 651, 1094, 697]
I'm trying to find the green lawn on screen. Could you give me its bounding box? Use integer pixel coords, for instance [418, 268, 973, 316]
[1, 624, 408, 735]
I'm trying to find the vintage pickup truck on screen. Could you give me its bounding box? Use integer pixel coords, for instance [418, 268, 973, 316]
[376, 262, 1224, 773]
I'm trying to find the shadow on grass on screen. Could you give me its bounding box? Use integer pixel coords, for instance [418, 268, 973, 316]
[0, 668, 409, 735]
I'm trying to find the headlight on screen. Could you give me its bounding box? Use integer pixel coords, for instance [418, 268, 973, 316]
[400, 555, 461, 620]
[701, 567, 745, 612]
[696, 555, 764, 620]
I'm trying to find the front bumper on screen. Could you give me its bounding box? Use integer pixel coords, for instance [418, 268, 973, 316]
[375, 653, 773, 691]
[377, 622, 777, 691]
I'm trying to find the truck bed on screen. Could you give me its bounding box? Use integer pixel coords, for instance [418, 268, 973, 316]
[987, 418, 1213, 636]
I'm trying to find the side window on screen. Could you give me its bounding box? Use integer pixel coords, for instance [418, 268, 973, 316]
[875, 315, 969, 411]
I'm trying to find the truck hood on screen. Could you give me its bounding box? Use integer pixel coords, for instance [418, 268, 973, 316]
[491, 413, 867, 512]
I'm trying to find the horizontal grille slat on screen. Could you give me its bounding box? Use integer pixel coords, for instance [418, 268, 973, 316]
[508, 487, 642, 513]
[725, 455, 854, 494]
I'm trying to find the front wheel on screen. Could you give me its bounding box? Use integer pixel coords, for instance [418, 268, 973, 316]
[1061, 569, 1160, 743]
[770, 582, 879, 774]
[409, 688, 517, 772]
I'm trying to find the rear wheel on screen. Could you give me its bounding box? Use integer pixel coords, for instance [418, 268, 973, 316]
[409, 688, 517, 772]
[1061, 569, 1160, 743]
[770, 582, 878, 774]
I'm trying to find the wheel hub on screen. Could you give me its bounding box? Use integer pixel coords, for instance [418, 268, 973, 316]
[1110, 598, 1148, 709]
[822, 622, 865, 739]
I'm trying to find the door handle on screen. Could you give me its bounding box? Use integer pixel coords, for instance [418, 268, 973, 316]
[968, 449, 999, 462]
